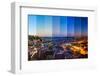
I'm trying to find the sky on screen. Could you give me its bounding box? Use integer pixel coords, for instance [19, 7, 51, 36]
[28, 15, 88, 37]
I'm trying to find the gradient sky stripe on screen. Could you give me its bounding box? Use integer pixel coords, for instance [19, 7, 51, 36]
[28, 15, 37, 35]
[60, 16, 67, 37]
[74, 17, 82, 37]
[81, 17, 88, 36]
[36, 15, 45, 36]
[52, 16, 60, 37]
[44, 16, 52, 37]
[67, 17, 75, 37]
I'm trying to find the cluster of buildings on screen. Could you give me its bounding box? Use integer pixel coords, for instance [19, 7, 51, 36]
[28, 36, 88, 60]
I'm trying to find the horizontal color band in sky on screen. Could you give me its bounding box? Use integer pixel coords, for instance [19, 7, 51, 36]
[28, 15, 88, 37]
